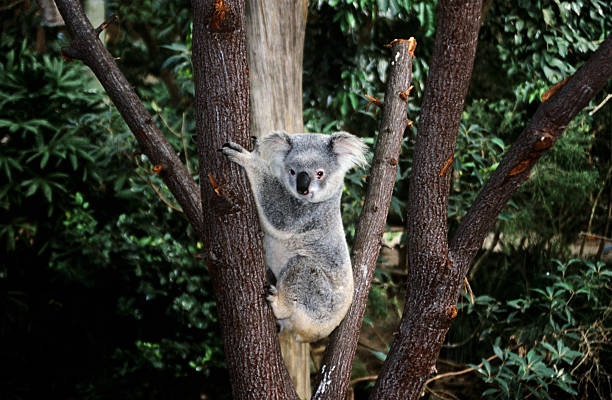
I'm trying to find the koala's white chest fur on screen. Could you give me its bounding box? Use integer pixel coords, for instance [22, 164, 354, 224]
[221, 131, 367, 342]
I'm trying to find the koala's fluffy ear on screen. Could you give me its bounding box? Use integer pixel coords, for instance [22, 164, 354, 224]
[260, 132, 293, 178]
[330, 131, 368, 171]
[259, 131, 292, 162]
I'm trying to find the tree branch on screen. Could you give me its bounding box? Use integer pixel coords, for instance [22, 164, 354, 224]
[371, 1, 483, 398]
[312, 37, 415, 400]
[52, 0, 203, 236]
[450, 35, 612, 276]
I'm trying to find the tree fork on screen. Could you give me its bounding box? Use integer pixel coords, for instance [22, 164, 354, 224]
[371, 1, 483, 398]
[312, 37, 416, 400]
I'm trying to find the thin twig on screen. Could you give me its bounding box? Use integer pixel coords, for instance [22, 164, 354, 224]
[349, 375, 378, 386]
[156, 111, 192, 175]
[0, 0, 24, 12]
[424, 386, 461, 400]
[589, 93, 612, 116]
[571, 329, 592, 375]
[579, 231, 612, 243]
[95, 14, 118, 36]
[133, 155, 183, 213]
[425, 353, 499, 385]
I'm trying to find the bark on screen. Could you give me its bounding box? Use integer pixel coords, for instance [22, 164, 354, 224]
[450, 35, 612, 273]
[370, 1, 483, 398]
[246, 0, 307, 136]
[245, 1, 310, 397]
[52, 0, 202, 238]
[191, 1, 298, 398]
[312, 38, 415, 400]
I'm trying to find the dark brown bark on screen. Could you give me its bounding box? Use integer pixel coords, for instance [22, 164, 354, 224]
[370, 1, 483, 398]
[450, 35, 612, 274]
[52, 0, 202, 238]
[312, 38, 415, 400]
[191, 1, 297, 398]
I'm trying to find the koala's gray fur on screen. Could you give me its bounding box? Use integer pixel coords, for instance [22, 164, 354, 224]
[221, 131, 367, 342]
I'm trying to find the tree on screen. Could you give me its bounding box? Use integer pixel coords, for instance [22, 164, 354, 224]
[52, 0, 612, 399]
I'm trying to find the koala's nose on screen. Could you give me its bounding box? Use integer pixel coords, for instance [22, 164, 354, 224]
[296, 171, 311, 195]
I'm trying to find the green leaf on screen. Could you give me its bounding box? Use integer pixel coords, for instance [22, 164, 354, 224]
[369, 349, 387, 361]
[542, 8, 555, 25]
[345, 11, 357, 30]
[493, 344, 504, 361]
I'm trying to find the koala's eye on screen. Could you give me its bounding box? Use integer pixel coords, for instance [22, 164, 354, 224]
[290, 169, 296, 176]
[315, 169, 325, 179]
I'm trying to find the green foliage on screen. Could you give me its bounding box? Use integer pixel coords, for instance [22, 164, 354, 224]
[449, 103, 507, 224]
[490, 0, 611, 84]
[3, 0, 612, 398]
[305, 1, 437, 225]
[461, 259, 611, 398]
[0, 39, 105, 251]
[506, 119, 599, 251]
[0, 7, 222, 397]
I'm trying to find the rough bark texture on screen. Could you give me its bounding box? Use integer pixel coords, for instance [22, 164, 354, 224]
[312, 39, 414, 400]
[450, 35, 612, 275]
[53, 0, 202, 238]
[245, 1, 310, 397]
[246, 0, 307, 136]
[191, 1, 298, 399]
[370, 1, 483, 398]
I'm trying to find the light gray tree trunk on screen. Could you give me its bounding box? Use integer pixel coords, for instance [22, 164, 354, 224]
[246, 1, 310, 398]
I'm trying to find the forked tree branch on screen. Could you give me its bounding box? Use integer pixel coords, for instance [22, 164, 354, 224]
[312, 38, 415, 400]
[53, 0, 203, 236]
[371, 1, 483, 398]
[450, 35, 612, 277]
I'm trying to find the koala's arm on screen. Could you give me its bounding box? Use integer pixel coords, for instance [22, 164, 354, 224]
[221, 141, 291, 241]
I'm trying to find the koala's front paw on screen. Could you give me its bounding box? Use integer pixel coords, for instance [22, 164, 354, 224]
[222, 142, 245, 152]
[266, 283, 278, 298]
[220, 141, 251, 166]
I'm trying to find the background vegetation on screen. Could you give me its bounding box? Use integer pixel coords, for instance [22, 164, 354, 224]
[1, 1, 610, 399]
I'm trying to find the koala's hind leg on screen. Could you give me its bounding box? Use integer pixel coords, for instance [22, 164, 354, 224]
[266, 282, 294, 320]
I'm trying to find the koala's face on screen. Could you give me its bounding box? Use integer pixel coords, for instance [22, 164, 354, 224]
[281, 140, 344, 203]
[261, 132, 368, 203]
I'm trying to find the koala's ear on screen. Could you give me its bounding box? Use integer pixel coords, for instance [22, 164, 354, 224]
[330, 131, 368, 171]
[259, 131, 292, 161]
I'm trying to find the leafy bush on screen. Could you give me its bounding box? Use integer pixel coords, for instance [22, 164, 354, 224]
[0, 24, 223, 399]
[463, 259, 611, 399]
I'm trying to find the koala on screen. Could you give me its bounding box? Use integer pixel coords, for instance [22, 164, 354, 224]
[221, 131, 367, 342]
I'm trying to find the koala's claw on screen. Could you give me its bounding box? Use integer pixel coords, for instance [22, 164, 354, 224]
[267, 284, 279, 296]
[222, 142, 244, 152]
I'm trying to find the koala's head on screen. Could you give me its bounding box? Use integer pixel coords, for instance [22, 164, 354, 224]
[260, 131, 368, 203]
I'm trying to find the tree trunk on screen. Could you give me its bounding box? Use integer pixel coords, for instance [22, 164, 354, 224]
[371, 1, 484, 397]
[245, 1, 310, 398]
[191, 1, 298, 398]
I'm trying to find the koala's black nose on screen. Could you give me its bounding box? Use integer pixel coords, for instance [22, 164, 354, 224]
[296, 171, 310, 195]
